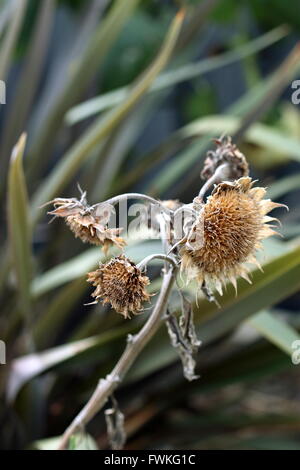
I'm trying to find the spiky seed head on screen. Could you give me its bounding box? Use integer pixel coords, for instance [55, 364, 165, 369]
[87, 255, 150, 318]
[181, 177, 286, 296]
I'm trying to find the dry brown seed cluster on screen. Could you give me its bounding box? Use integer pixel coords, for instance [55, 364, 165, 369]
[201, 136, 249, 182]
[87, 255, 150, 318]
[181, 177, 285, 295]
[47, 197, 126, 254]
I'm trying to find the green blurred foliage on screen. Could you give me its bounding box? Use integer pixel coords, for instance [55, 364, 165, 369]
[1, 0, 300, 451]
[250, 0, 300, 30]
[101, 11, 169, 90]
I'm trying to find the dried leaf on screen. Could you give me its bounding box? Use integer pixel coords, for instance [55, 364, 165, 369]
[105, 396, 126, 450]
[165, 291, 201, 381]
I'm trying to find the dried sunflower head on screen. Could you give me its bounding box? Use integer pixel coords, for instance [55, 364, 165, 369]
[87, 255, 150, 318]
[47, 196, 126, 254]
[181, 177, 286, 296]
[201, 136, 249, 182]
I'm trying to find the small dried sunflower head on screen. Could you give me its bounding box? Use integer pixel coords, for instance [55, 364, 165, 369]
[87, 255, 150, 318]
[181, 177, 286, 296]
[47, 196, 126, 254]
[201, 136, 249, 182]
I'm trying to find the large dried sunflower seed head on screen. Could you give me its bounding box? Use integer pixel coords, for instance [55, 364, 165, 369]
[181, 176, 287, 296]
[87, 255, 150, 318]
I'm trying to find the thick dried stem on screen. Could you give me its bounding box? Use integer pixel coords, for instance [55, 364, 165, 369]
[58, 266, 175, 450]
[198, 163, 231, 200]
[137, 253, 178, 271]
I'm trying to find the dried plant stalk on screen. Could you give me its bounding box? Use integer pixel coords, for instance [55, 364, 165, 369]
[58, 266, 175, 450]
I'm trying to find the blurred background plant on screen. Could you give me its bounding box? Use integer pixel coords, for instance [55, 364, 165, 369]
[1, 0, 300, 450]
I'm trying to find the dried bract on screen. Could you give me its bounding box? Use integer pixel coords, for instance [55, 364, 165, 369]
[47, 196, 126, 254]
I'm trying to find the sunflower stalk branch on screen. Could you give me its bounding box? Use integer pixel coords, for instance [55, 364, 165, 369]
[103, 193, 172, 215]
[198, 162, 231, 200]
[136, 254, 178, 271]
[58, 265, 176, 450]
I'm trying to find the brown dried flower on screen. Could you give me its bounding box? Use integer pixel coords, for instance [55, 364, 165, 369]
[181, 177, 286, 295]
[201, 136, 249, 182]
[47, 196, 126, 254]
[87, 255, 150, 318]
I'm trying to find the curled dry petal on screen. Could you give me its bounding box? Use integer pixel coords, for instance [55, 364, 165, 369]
[46, 196, 126, 254]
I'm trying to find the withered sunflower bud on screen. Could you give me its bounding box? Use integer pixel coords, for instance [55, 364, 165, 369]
[181, 177, 286, 296]
[87, 255, 150, 318]
[47, 197, 126, 254]
[201, 136, 249, 182]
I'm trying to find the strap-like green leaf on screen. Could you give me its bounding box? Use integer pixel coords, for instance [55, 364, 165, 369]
[30, 9, 185, 221]
[248, 310, 300, 356]
[66, 26, 288, 124]
[7, 133, 32, 317]
[197, 244, 300, 344]
[28, 0, 141, 171]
